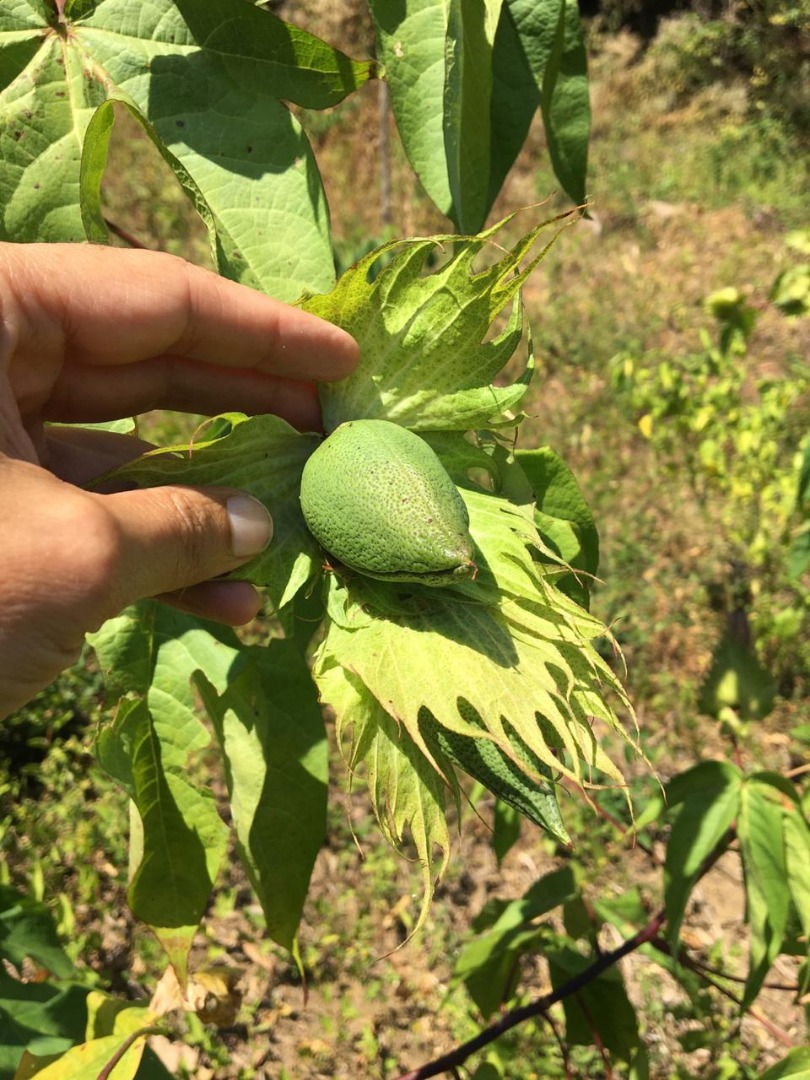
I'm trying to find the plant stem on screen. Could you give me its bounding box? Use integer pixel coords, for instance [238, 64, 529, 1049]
[378, 79, 391, 229]
[104, 219, 148, 248]
[649, 936, 797, 1047]
[655, 941, 798, 992]
[576, 992, 614, 1078]
[397, 827, 739, 1079]
[96, 1027, 162, 1080]
[395, 909, 667, 1080]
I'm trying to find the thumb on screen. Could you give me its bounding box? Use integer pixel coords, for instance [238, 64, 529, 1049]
[97, 485, 273, 614]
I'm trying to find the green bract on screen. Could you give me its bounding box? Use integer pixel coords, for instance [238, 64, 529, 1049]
[299, 419, 477, 585]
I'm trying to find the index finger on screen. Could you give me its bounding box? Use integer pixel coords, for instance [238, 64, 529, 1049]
[1, 242, 359, 381]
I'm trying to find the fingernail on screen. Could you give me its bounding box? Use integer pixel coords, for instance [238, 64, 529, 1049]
[227, 495, 273, 557]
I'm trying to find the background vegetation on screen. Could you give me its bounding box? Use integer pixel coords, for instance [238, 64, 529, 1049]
[2, 1, 808, 1076]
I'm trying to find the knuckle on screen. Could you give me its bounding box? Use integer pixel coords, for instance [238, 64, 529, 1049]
[161, 487, 219, 578]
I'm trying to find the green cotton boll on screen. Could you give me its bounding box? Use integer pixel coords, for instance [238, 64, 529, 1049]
[299, 419, 476, 586]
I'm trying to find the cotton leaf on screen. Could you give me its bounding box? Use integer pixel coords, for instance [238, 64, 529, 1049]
[194, 641, 329, 953]
[1, 0, 374, 296]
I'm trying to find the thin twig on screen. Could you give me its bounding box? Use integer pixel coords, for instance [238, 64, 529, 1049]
[378, 79, 391, 229]
[395, 909, 667, 1080]
[663, 944, 798, 992]
[650, 936, 797, 1047]
[745, 1006, 797, 1049]
[541, 1008, 572, 1077]
[563, 779, 661, 866]
[104, 218, 148, 249]
[96, 1027, 162, 1080]
[576, 992, 614, 1078]
[397, 829, 737, 1079]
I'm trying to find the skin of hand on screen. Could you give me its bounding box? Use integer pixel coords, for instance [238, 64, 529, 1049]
[0, 242, 359, 719]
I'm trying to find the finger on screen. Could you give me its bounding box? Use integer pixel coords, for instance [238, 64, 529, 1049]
[96, 486, 273, 614]
[2, 242, 359, 379]
[43, 426, 157, 485]
[41, 357, 322, 429]
[157, 580, 264, 626]
[0, 460, 273, 719]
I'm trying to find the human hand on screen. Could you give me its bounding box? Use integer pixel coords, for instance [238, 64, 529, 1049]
[0, 242, 358, 718]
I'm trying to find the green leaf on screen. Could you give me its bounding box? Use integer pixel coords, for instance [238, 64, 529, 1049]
[3, 0, 375, 296]
[144, 2, 374, 110]
[698, 630, 777, 722]
[420, 704, 571, 846]
[83, 991, 152, 1040]
[487, 2, 542, 210]
[369, 0, 462, 226]
[90, 604, 233, 979]
[783, 794, 810, 950]
[538, 0, 590, 207]
[194, 640, 329, 952]
[787, 525, 810, 580]
[469, 1064, 504, 1080]
[462, 924, 549, 1018]
[370, 0, 588, 228]
[0, 968, 88, 1080]
[797, 433, 810, 511]
[758, 1046, 810, 1079]
[492, 0, 590, 207]
[306, 217, 561, 434]
[93, 605, 328, 959]
[629, 1046, 652, 1080]
[79, 97, 219, 258]
[453, 867, 577, 1017]
[0, 887, 73, 981]
[77, 94, 116, 243]
[548, 943, 640, 1060]
[516, 444, 599, 606]
[0, 10, 93, 243]
[738, 774, 792, 1010]
[51, 418, 137, 436]
[444, 0, 502, 232]
[662, 761, 741, 945]
[788, 433, 810, 579]
[516, 446, 599, 576]
[98, 414, 321, 611]
[591, 887, 648, 932]
[771, 263, 810, 318]
[492, 799, 523, 864]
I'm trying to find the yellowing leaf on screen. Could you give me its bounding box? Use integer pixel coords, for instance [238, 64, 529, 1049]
[32, 1032, 149, 1080]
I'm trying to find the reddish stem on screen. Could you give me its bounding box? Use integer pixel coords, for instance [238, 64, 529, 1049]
[104, 218, 149, 249]
[576, 992, 614, 1079]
